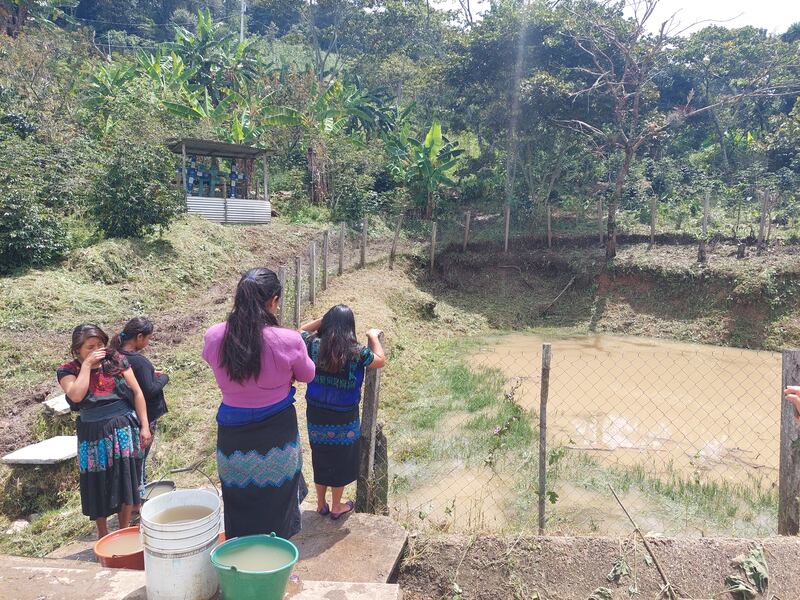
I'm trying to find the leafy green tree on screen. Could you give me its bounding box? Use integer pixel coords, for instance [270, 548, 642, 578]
[90, 140, 185, 238]
[0, 190, 66, 272]
[387, 120, 463, 218]
[0, 0, 76, 37]
[264, 78, 393, 204]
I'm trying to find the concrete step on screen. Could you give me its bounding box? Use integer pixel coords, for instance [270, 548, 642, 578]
[1, 435, 77, 465]
[292, 506, 407, 583]
[0, 555, 403, 600]
[47, 505, 408, 585]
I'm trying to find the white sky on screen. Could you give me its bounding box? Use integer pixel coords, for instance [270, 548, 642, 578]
[434, 0, 800, 35]
[626, 0, 800, 35]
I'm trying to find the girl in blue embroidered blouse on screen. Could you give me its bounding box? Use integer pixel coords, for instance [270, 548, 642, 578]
[300, 305, 385, 519]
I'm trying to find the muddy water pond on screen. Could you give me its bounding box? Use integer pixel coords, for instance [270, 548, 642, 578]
[471, 334, 781, 480]
[393, 333, 781, 535]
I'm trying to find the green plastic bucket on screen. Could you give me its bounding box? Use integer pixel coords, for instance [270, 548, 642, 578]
[210, 533, 299, 600]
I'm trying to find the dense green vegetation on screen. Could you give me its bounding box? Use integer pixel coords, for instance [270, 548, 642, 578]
[1, 0, 799, 272]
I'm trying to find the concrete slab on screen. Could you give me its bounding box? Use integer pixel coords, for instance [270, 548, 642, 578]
[2, 435, 77, 465]
[0, 555, 146, 600]
[0, 556, 403, 600]
[47, 505, 408, 586]
[292, 507, 408, 584]
[44, 394, 71, 416]
[289, 581, 402, 599]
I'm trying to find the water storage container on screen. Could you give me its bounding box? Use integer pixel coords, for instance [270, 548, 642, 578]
[94, 526, 144, 570]
[140, 489, 222, 600]
[211, 534, 299, 600]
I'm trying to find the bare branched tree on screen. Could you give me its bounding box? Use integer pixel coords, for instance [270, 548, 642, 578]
[560, 0, 800, 259]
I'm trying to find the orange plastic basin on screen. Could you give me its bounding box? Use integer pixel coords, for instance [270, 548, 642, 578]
[94, 526, 144, 570]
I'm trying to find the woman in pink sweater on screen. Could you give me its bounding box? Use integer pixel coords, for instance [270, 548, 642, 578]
[202, 268, 315, 539]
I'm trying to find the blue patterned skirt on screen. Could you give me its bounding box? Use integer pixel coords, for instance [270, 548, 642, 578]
[307, 405, 361, 488]
[76, 410, 144, 520]
[216, 404, 307, 539]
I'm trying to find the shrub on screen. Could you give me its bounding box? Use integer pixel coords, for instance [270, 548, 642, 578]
[90, 140, 185, 238]
[0, 191, 67, 273]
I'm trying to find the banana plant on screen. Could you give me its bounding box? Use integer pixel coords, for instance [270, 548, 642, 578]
[388, 120, 464, 218]
[136, 50, 196, 94]
[262, 79, 393, 204]
[170, 8, 259, 104]
[162, 88, 239, 123]
[83, 63, 137, 110]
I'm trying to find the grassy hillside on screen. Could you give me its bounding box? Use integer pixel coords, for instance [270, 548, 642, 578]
[2, 219, 799, 554]
[432, 238, 800, 350]
[0, 214, 402, 554]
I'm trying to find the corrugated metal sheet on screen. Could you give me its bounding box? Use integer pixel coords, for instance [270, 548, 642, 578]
[187, 196, 271, 224]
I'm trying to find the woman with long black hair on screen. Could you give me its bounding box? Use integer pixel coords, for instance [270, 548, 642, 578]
[56, 324, 152, 539]
[300, 305, 385, 519]
[110, 317, 169, 484]
[202, 268, 315, 539]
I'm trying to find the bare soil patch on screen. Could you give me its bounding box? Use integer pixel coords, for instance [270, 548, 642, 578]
[398, 534, 800, 600]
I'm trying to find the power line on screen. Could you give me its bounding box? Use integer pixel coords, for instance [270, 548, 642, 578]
[72, 16, 176, 28]
[104, 43, 161, 49]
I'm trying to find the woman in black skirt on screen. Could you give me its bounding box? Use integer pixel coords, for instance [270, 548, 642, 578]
[57, 324, 152, 539]
[202, 268, 316, 539]
[300, 305, 385, 519]
[110, 317, 169, 484]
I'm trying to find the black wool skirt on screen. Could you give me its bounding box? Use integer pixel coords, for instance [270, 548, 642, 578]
[216, 404, 307, 539]
[307, 405, 361, 488]
[76, 413, 143, 520]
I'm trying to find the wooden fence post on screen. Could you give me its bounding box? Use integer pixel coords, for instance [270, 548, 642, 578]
[389, 213, 404, 270]
[309, 241, 317, 306]
[268, 152, 272, 210]
[339, 222, 345, 276]
[430, 222, 437, 275]
[649, 195, 657, 249]
[758, 190, 768, 252]
[778, 349, 800, 535]
[463, 210, 471, 252]
[546, 205, 552, 249]
[293, 256, 301, 328]
[277, 266, 287, 326]
[356, 332, 385, 513]
[504, 204, 511, 253]
[538, 343, 552, 534]
[373, 422, 389, 515]
[360, 216, 368, 268]
[598, 198, 604, 245]
[322, 230, 329, 291]
[181, 143, 187, 195]
[698, 191, 710, 264]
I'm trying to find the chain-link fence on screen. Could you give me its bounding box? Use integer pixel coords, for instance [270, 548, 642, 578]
[274, 217, 426, 328]
[284, 211, 791, 538]
[372, 335, 784, 538]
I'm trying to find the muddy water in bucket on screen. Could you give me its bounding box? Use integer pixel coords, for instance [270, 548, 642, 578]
[150, 505, 214, 525]
[140, 489, 221, 600]
[101, 533, 143, 555]
[211, 534, 298, 600]
[215, 544, 295, 571]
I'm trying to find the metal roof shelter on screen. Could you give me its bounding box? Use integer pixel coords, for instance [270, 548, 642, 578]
[166, 138, 266, 160]
[167, 138, 271, 225]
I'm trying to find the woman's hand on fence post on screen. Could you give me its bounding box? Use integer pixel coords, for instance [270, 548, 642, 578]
[785, 386, 800, 423]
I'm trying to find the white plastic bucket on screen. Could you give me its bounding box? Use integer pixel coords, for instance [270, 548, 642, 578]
[141, 517, 221, 552]
[144, 535, 220, 600]
[140, 489, 220, 533]
[140, 489, 222, 600]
